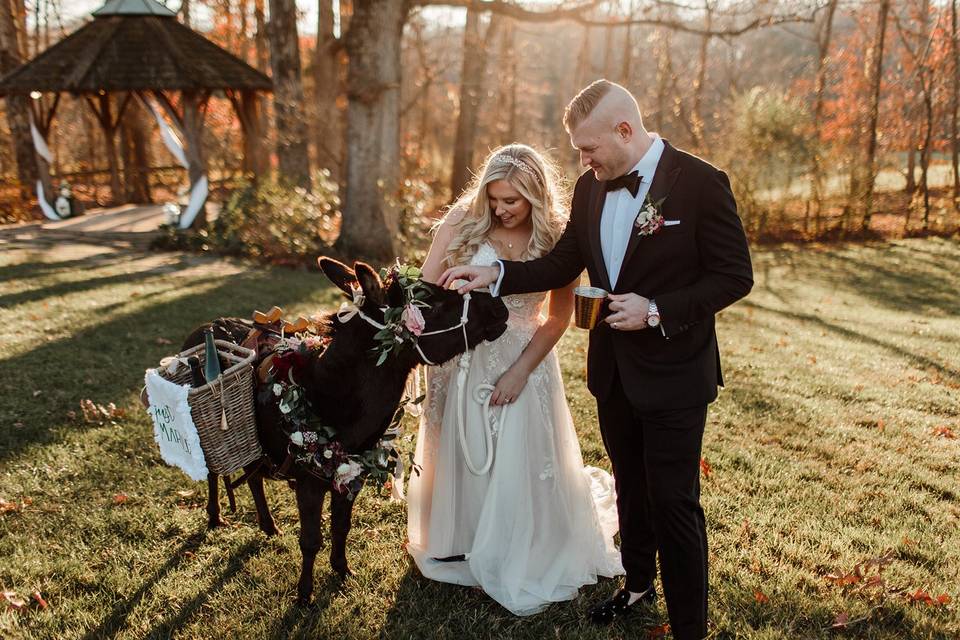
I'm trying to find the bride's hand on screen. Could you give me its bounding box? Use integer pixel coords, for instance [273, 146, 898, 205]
[491, 366, 529, 406]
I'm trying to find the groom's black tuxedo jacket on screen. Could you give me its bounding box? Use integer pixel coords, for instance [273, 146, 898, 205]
[499, 140, 753, 411]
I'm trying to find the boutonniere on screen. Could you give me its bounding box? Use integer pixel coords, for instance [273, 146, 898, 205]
[634, 193, 666, 237]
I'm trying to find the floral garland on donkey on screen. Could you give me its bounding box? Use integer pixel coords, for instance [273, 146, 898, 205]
[259, 263, 429, 499]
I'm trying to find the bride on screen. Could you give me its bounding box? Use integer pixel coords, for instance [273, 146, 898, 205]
[406, 144, 624, 616]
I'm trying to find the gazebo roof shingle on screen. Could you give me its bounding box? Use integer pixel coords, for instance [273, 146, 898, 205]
[0, 11, 272, 96]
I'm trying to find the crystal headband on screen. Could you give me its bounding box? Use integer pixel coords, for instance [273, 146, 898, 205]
[493, 154, 541, 184]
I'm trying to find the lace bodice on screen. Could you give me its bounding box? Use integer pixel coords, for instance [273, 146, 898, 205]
[470, 242, 546, 328]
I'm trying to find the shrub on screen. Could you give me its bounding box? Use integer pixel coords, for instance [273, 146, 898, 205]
[209, 171, 341, 266]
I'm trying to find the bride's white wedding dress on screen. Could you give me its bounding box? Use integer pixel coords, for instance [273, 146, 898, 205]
[406, 242, 624, 616]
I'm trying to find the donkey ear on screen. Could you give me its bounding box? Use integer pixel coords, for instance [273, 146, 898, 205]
[353, 262, 386, 307]
[385, 278, 406, 308]
[318, 256, 357, 297]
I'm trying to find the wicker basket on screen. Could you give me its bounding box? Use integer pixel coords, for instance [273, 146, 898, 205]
[152, 339, 263, 476]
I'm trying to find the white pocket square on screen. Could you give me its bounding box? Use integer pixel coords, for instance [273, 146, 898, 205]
[663, 219, 681, 227]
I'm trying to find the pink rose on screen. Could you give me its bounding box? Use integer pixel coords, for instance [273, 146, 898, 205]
[402, 304, 426, 336]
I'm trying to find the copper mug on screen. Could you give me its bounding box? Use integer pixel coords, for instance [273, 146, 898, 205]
[573, 286, 608, 330]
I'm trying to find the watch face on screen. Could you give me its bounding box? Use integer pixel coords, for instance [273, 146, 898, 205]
[647, 314, 661, 327]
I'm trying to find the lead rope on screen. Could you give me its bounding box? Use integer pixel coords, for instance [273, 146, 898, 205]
[454, 353, 509, 476]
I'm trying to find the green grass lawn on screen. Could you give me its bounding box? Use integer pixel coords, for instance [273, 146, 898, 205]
[1, 238, 958, 639]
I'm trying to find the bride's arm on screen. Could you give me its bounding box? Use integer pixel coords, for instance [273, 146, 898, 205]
[490, 279, 576, 406]
[420, 210, 465, 284]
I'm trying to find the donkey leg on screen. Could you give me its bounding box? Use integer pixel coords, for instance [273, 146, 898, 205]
[206, 472, 227, 529]
[294, 479, 326, 605]
[247, 470, 282, 537]
[329, 489, 357, 580]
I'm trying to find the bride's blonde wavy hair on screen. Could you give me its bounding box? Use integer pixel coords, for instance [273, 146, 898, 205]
[440, 144, 568, 267]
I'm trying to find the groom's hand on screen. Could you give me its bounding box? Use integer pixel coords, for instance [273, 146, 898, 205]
[438, 264, 500, 294]
[605, 293, 650, 331]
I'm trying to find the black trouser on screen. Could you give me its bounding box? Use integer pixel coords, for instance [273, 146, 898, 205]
[597, 369, 709, 640]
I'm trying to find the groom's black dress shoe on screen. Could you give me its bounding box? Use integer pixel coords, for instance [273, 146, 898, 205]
[587, 585, 657, 625]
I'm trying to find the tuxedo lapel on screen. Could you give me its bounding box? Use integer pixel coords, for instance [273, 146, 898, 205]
[586, 178, 612, 292]
[617, 141, 682, 287]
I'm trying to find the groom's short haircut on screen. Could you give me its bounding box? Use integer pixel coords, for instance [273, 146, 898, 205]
[564, 79, 642, 133]
[564, 80, 613, 132]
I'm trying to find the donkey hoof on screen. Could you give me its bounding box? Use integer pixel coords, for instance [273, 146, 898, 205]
[207, 516, 228, 529]
[296, 593, 312, 607]
[333, 566, 353, 581]
[261, 524, 283, 537]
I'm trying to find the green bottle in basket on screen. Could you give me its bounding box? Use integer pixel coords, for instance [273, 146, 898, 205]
[203, 328, 221, 382]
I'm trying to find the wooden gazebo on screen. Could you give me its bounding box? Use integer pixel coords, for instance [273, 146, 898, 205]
[0, 0, 272, 222]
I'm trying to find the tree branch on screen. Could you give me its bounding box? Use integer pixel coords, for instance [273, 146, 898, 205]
[414, 0, 816, 38]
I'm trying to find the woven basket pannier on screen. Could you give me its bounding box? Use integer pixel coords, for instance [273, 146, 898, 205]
[153, 339, 263, 475]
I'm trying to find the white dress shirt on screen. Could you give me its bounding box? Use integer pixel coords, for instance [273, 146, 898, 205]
[601, 135, 665, 289]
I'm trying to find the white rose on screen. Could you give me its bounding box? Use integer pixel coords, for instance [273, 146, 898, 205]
[323, 449, 333, 459]
[272, 383, 283, 396]
[290, 431, 304, 446]
[279, 401, 291, 414]
[336, 463, 352, 476]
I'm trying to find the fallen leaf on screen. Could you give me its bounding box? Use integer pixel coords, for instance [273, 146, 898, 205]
[31, 591, 47, 609]
[901, 536, 916, 546]
[647, 623, 671, 639]
[176, 490, 196, 498]
[113, 493, 128, 505]
[936, 594, 951, 606]
[2, 591, 26, 611]
[932, 426, 956, 439]
[831, 612, 850, 629]
[0, 499, 20, 514]
[699, 457, 712, 478]
[754, 590, 769, 603]
[32, 390, 42, 397]
[908, 589, 934, 605]
[155, 337, 173, 346]
[808, 355, 817, 364]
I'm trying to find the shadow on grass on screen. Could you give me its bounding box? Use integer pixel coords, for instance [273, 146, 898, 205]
[740, 299, 960, 383]
[78, 528, 215, 640]
[0, 248, 149, 282]
[757, 241, 960, 318]
[140, 538, 266, 639]
[0, 270, 331, 464]
[0, 254, 204, 309]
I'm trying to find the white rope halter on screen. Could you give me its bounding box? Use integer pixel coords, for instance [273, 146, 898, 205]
[336, 288, 474, 366]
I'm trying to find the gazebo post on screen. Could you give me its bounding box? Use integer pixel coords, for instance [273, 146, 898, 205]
[84, 91, 133, 206]
[153, 88, 210, 227]
[227, 88, 267, 180]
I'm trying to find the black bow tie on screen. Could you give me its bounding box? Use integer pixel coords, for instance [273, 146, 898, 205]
[604, 171, 642, 197]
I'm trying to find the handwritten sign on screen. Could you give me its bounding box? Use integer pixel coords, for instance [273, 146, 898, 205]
[144, 370, 208, 481]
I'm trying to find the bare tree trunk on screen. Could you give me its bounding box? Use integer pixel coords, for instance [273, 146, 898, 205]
[268, 0, 311, 189]
[945, 3, 960, 209]
[0, 0, 43, 208]
[450, 8, 499, 199]
[336, 0, 406, 261]
[654, 28, 672, 132]
[313, 0, 343, 180]
[499, 18, 518, 144]
[854, 0, 890, 232]
[905, 133, 917, 194]
[690, 1, 714, 151]
[810, 0, 838, 234]
[120, 99, 152, 203]
[619, 0, 637, 85]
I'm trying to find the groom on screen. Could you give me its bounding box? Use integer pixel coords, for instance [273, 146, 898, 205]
[440, 80, 752, 638]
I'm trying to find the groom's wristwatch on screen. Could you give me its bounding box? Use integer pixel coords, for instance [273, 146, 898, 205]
[646, 299, 661, 328]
